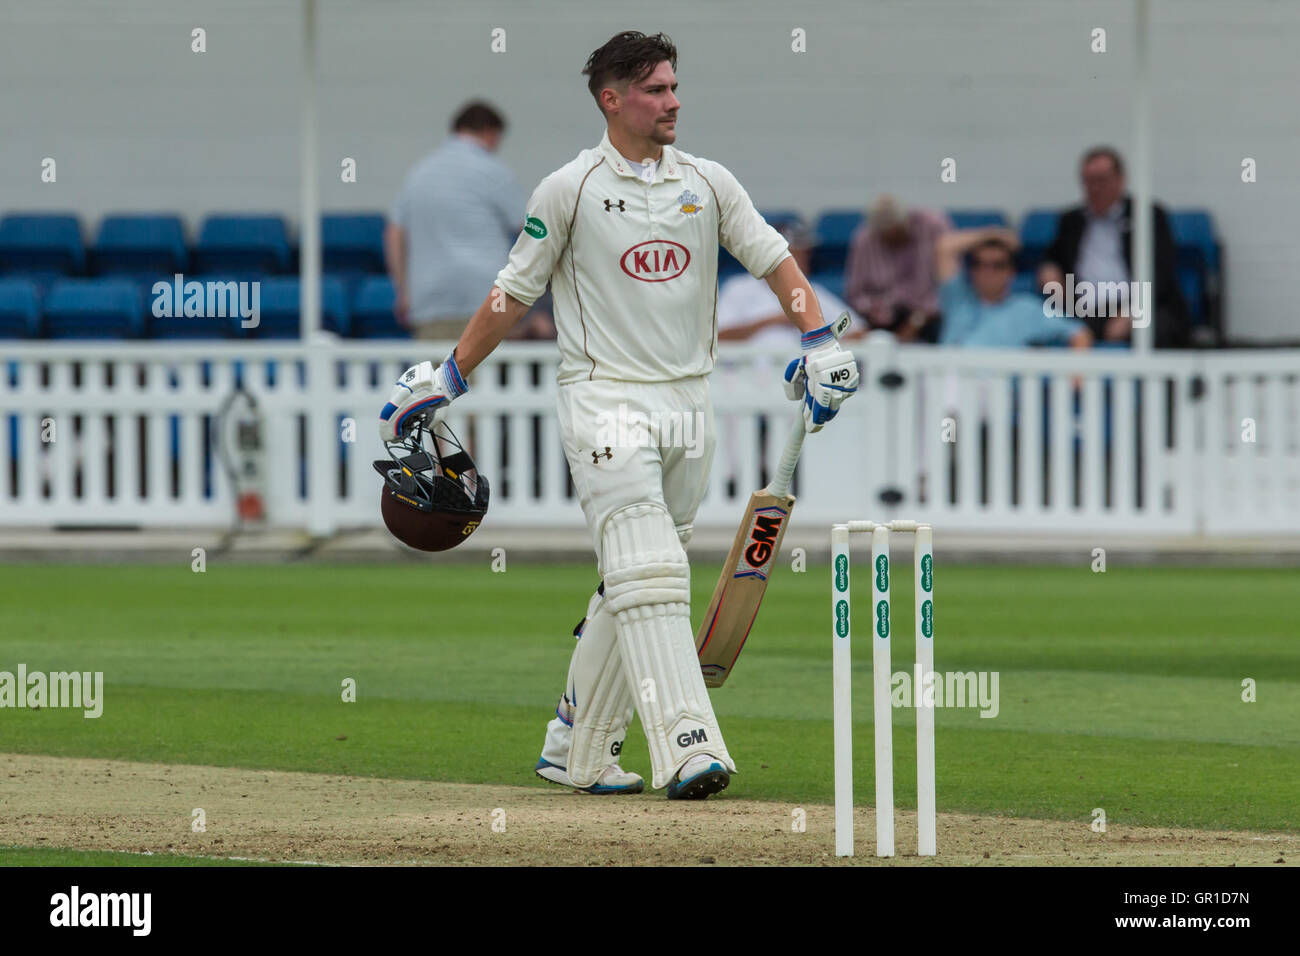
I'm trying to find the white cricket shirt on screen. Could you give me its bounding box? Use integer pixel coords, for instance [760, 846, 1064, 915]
[494, 129, 790, 385]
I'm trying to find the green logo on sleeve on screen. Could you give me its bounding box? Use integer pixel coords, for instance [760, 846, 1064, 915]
[524, 216, 547, 239]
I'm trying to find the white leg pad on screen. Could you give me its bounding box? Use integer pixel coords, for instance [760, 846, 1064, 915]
[566, 590, 638, 787]
[601, 502, 734, 789]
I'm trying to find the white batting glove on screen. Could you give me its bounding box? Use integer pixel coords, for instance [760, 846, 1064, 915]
[782, 315, 859, 432]
[378, 353, 468, 443]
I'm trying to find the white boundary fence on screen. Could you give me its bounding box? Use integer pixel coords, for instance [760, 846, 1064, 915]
[2, 337, 1297, 537]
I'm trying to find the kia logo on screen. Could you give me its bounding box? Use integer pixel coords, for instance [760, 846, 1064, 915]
[620, 240, 690, 282]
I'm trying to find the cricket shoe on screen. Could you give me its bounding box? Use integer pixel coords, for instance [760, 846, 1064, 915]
[534, 758, 644, 795]
[666, 754, 730, 800]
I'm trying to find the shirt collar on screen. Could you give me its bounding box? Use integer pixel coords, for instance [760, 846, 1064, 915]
[599, 129, 682, 183]
[1087, 199, 1125, 223]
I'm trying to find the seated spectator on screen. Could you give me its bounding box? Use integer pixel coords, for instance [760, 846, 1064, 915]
[715, 220, 864, 496]
[718, 220, 865, 344]
[1036, 146, 1188, 348]
[937, 228, 1092, 348]
[845, 195, 950, 343]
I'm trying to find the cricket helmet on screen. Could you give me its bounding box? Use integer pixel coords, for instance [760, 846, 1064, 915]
[373, 419, 489, 551]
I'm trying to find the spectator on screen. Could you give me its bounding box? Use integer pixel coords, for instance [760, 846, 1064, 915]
[1036, 146, 1188, 348]
[844, 195, 950, 343]
[937, 228, 1092, 348]
[715, 219, 862, 495]
[386, 101, 527, 341]
[717, 220, 864, 344]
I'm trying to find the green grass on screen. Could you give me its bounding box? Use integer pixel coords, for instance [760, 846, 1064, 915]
[0, 562, 1296, 833]
[0, 846, 283, 866]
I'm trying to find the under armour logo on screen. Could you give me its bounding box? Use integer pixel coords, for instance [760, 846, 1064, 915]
[592, 447, 613, 463]
[603, 199, 626, 212]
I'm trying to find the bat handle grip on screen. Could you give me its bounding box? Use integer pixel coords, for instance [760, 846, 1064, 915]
[766, 416, 806, 498]
[761, 311, 848, 497]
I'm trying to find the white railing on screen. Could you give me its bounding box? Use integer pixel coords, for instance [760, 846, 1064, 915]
[2, 337, 1298, 536]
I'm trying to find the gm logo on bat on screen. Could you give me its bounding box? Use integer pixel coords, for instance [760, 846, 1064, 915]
[739, 507, 787, 577]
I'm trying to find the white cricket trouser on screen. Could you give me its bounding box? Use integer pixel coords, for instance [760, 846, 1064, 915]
[539, 377, 730, 788]
[558, 377, 716, 560]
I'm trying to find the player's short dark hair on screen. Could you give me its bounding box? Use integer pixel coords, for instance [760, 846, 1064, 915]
[1080, 145, 1125, 177]
[451, 101, 506, 134]
[582, 31, 678, 115]
[968, 238, 1015, 269]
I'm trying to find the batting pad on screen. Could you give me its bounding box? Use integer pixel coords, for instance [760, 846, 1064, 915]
[602, 502, 734, 789]
[566, 589, 638, 788]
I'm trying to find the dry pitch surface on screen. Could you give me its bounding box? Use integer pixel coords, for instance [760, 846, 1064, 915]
[2, 753, 1294, 867]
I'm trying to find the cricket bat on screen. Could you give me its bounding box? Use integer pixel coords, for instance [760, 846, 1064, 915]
[695, 414, 806, 687]
[695, 311, 853, 687]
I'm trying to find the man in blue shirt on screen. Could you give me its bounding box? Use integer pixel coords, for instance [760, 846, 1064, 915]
[935, 227, 1092, 349]
[386, 102, 526, 340]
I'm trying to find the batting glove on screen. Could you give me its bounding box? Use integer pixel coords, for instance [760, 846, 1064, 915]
[782, 316, 859, 433]
[378, 353, 467, 443]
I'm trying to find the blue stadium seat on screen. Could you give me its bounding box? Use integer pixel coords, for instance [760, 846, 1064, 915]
[1168, 209, 1219, 273]
[43, 278, 142, 339]
[319, 276, 350, 335]
[1178, 265, 1205, 322]
[250, 276, 349, 338]
[195, 215, 291, 275]
[350, 276, 409, 338]
[322, 213, 386, 274]
[0, 213, 85, 278]
[947, 209, 1008, 230]
[92, 214, 188, 278]
[1018, 209, 1060, 271]
[0, 279, 41, 338]
[811, 210, 864, 275]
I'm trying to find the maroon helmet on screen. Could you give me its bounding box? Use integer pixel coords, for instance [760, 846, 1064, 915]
[373, 420, 489, 551]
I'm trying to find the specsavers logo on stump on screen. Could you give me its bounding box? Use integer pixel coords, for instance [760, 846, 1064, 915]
[620, 240, 689, 282]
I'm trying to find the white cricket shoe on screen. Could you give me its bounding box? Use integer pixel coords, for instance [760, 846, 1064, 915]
[534, 758, 644, 795]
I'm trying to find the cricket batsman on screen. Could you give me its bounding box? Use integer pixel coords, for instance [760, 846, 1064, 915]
[380, 31, 858, 798]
